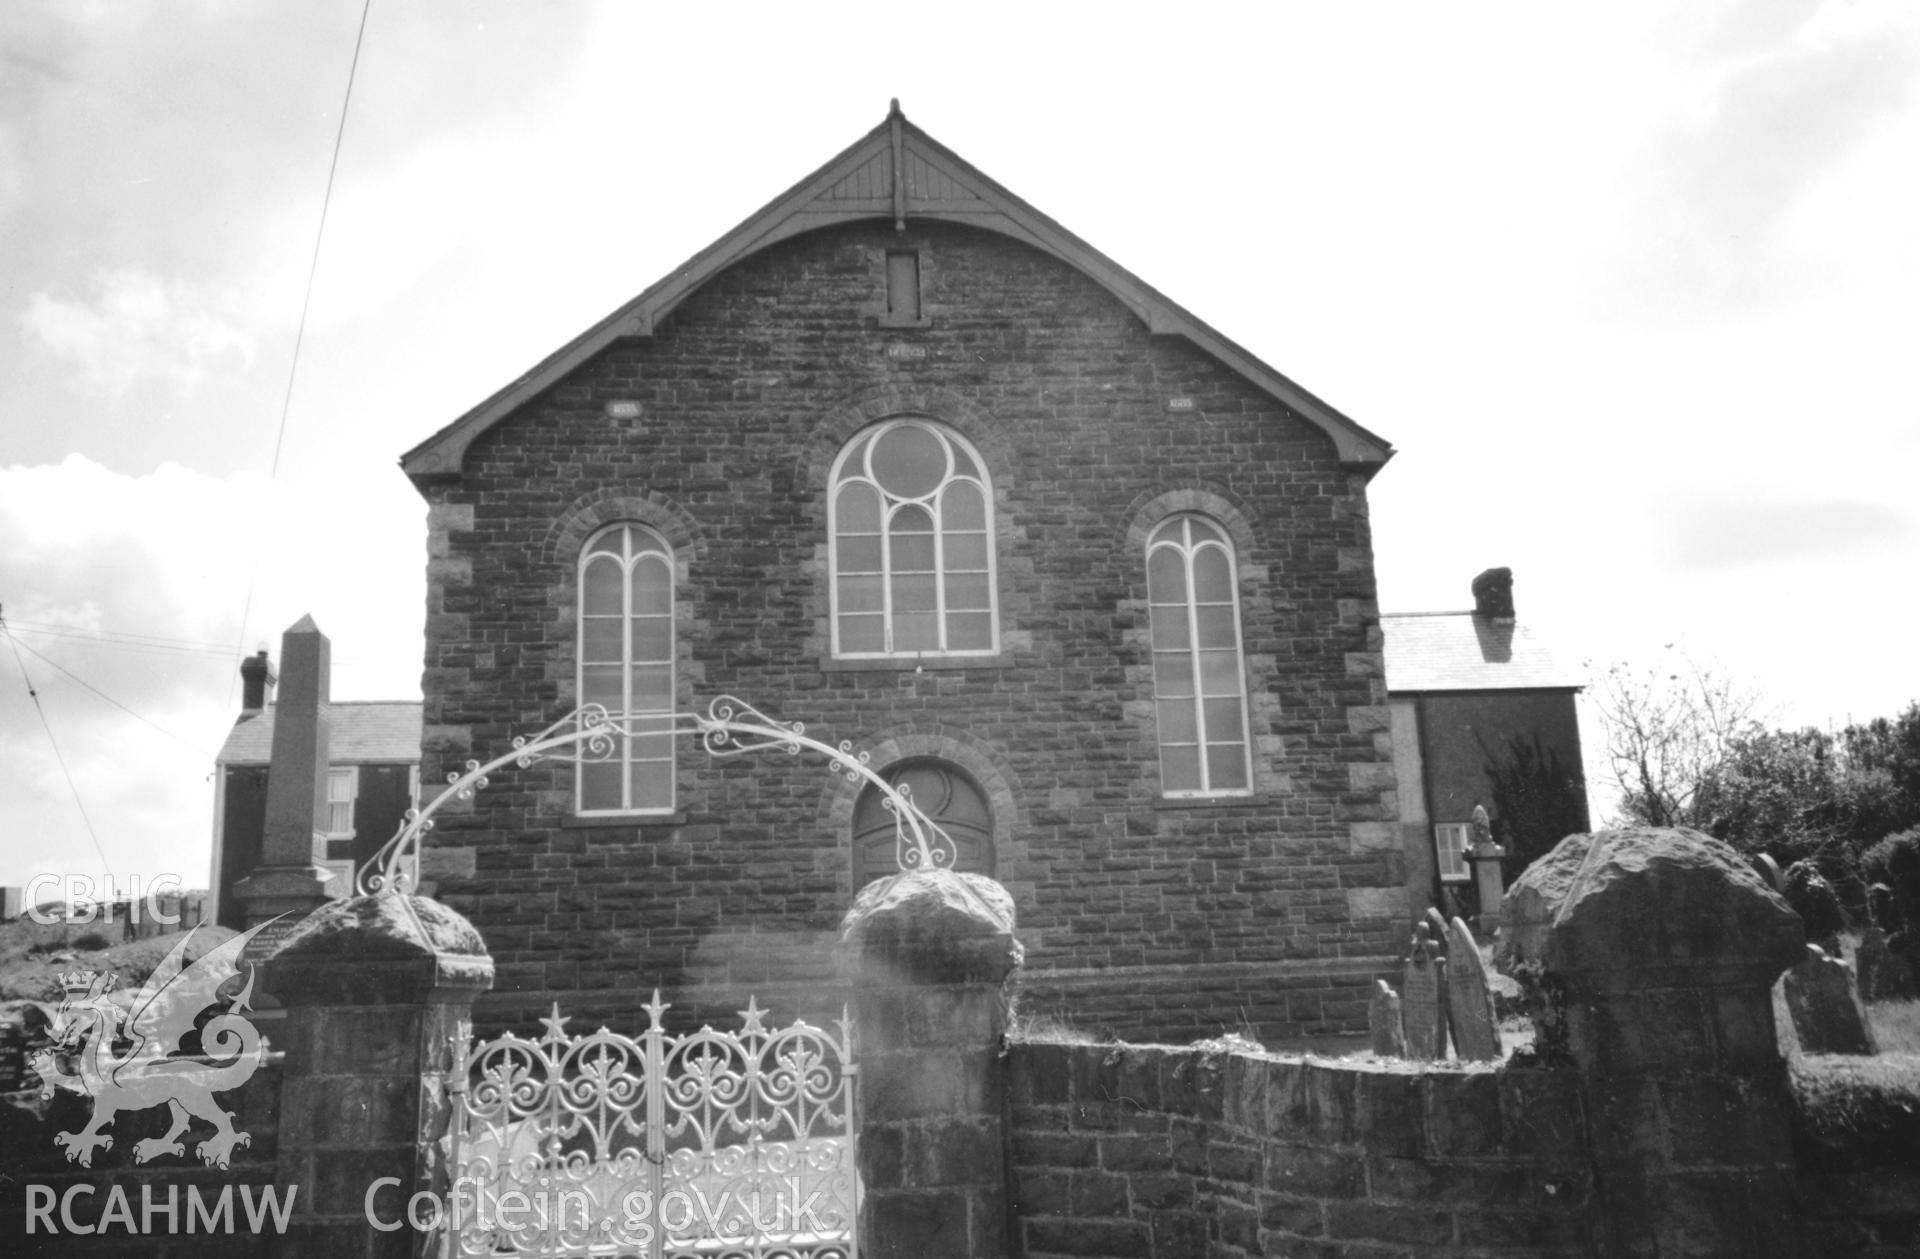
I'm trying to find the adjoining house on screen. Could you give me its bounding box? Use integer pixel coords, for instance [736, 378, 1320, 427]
[209, 649, 421, 929]
[398, 104, 1404, 1041]
[1382, 567, 1590, 926]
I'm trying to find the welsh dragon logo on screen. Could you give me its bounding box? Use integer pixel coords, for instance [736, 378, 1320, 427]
[29, 919, 277, 1169]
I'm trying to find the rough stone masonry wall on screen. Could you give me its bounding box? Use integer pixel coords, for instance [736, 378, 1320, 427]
[413, 218, 1399, 1038]
[1008, 1042, 1592, 1258]
[1792, 1080, 1920, 1255]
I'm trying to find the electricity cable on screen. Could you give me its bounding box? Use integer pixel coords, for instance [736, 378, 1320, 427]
[5, 633, 208, 755]
[1, 609, 115, 883]
[10, 624, 235, 661]
[7, 617, 239, 654]
[226, 0, 374, 705]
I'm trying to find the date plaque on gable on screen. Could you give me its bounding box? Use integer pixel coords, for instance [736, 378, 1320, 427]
[1167, 397, 1196, 412]
[886, 343, 928, 360]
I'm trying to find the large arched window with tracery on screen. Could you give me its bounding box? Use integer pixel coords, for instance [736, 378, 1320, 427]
[829, 419, 996, 658]
[577, 524, 675, 814]
[1147, 515, 1252, 796]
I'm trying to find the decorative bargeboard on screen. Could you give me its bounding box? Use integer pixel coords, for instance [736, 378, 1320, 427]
[449, 991, 857, 1258]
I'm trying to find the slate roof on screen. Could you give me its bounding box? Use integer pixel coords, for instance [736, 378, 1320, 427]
[215, 701, 423, 766]
[1380, 612, 1583, 694]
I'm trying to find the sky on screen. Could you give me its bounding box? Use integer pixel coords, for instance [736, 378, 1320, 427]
[2, 0, 1917, 892]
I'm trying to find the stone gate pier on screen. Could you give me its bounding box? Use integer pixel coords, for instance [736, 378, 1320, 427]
[1502, 827, 1808, 1257]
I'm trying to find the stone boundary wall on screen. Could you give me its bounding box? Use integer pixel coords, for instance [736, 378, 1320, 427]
[1015, 960, 1391, 1045]
[1007, 1041, 1592, 1257]
[1793, 1090, 1920, 1255]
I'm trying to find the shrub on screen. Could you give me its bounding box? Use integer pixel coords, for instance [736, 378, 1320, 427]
[1784, 860, 1848, 948]
[1863, 827, 1920, 930]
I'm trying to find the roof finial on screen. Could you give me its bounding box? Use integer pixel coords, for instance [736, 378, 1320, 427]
[889, 103, 907, 232]
[888, 97, 902, 118]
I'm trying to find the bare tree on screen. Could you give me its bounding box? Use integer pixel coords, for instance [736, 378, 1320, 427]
[1590, 651, 1762, 828]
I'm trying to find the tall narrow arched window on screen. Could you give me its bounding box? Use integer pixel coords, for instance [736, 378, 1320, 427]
[577, 524, 675, 814]
[1147, 515, 1252, 796]
[829, 419, 996, 658]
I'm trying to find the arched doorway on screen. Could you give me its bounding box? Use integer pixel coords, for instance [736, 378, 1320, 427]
[853, 759, 994, 887]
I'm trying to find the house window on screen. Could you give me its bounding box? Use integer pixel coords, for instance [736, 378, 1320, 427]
[1147, 515, 1251, 796]
[1434, 822, 1473, 883]
[577, 523, 676, 814]
[325, 767, 358, 838]
[829, 419, 996, 658]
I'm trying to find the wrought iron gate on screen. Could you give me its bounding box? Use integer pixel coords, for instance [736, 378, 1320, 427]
[448, 992, 858, 1258]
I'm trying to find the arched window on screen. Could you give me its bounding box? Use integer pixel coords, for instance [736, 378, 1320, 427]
[853, 760, 994, 887]
[577, 524, 675, 814]
[1147, 515, 1252, 796]
[829, 419, 995, 657]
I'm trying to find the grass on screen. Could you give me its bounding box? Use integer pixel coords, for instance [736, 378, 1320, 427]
[1005, 1010, 1099, 1045]
[1868, 998, 1920, 1052]
[0, 914, 236, 1004]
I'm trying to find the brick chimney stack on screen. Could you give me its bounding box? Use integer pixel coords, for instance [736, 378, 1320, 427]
[239, 650, 276, 713]
[1471, 567, 1515, 623]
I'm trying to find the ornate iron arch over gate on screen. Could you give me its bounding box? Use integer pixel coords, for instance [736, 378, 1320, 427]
[357, 694, 959, 901]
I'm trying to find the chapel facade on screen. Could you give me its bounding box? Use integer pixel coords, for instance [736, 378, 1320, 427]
[402, 106, 1403, 1039]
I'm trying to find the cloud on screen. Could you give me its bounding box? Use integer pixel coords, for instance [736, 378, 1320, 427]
[0, 3, 85, 222]
[1651, 492, 1914, 573]
[1598, 0, 1920, 320]
[0, 456, 425, 888]
[21, 270, 256, 398]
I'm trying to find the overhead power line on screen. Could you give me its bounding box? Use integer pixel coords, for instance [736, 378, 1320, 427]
[5, 632, 209, 755]
[8, 621, 237, 661]
[0, 607, 114, 883]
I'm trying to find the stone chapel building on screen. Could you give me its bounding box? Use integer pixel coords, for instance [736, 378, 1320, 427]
[400, 105, 1403, 1040]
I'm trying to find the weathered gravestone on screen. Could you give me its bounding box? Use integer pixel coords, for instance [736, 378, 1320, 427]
[1781, 943, 1878, 1055]
[1369, 979, 1406, 1057]
[1444, 915, 1500, 1061]
[1402, 920, 1449, 1060]
[1855, 924, 1916, 1002]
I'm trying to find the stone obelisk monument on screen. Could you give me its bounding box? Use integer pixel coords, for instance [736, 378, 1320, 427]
[231, 615, 342, 954]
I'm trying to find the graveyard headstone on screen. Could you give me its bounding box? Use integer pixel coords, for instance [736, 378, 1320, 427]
[1854, 924, 1916, 1001]
[1445, 916, 1500, 1061]
[1781, 943, 1878, 1055]
[1402, 920, 1449, 1060]
[1369, 979, 1405, 1057]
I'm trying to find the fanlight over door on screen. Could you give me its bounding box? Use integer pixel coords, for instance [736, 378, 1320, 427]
[854, 760, 993, 886]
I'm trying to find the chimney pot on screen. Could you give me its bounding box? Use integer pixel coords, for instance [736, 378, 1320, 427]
[1471, 567, 1516, 622]
[239, 650, 277, 713]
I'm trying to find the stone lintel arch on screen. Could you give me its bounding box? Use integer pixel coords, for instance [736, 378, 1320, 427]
[541, 490, 706, 570]
[1119, 485, 1260, 560]
[803, 384, 1012, 490]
